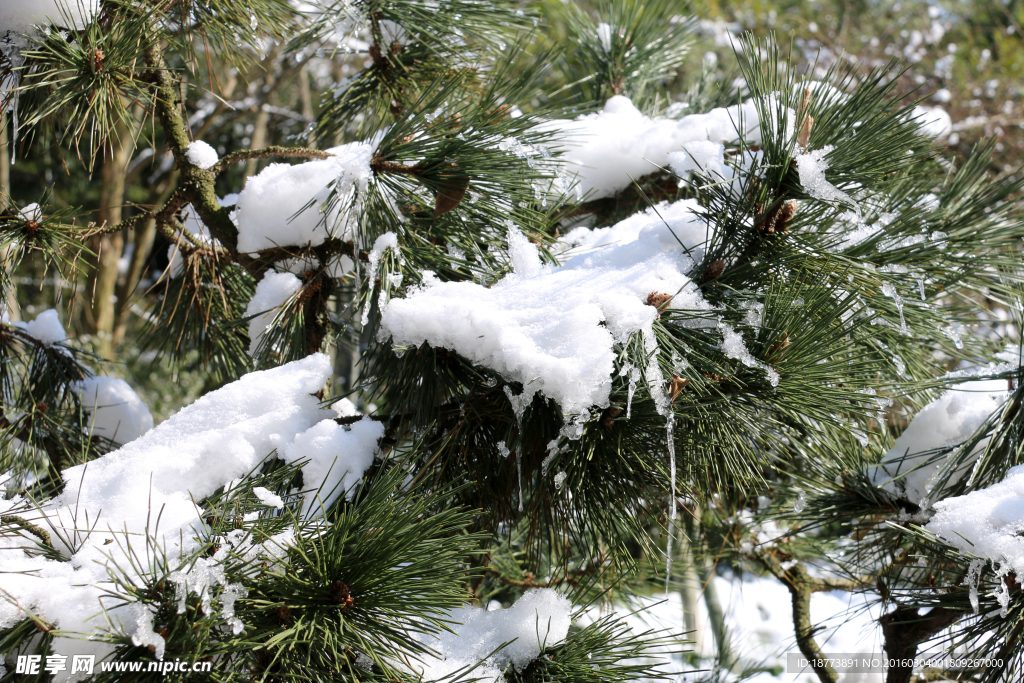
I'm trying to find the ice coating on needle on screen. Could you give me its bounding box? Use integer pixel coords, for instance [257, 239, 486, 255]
[380, 200, 715, 415]
[234, 142, 374, 253]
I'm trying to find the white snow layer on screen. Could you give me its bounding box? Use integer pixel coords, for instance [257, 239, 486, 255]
[543, 95, 787, 199]
[380, 201, 719, 416]
[926, 464, 1024, 583]
[0, 0, 99, 45]
[234, 141, 374, 253]
[581, 574, 884, 683]
[0, 355, 383, 676]
[282, 416, 384, 514]
[185, 140, 219, 170]
[407, 589, 572, 683]
[76, 376, 154, 445]
[910, 105, 952, 138]
[870, 379, 1009, 506]
[22, 308, 67, 346]
[244, 270, 304, 356]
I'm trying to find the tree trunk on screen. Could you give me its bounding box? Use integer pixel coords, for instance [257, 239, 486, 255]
[680, 513, 706, 656]
[244, 48, 281, 180]
[697, 555, 734, 670]
[87, 119, 132, 356]
[113, 168, 178, 346]
[0, 115, 20, 321]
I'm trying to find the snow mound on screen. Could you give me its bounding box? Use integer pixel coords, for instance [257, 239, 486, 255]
[22, 308, 66, 346]
[544, 94, 789, 200]
[0, 355, 383, 676]
[282, 417, 385, 513]
[244, 270, 303, 357]
[408, 589, 572, 683]
[185, 140, 219, 170]
[927, 465, 1024, 583]
[0, 1, 99, 46]
[870, 379, 1009, 506]
[910, 105, 952, 138]
[234, 142, 374, 253]
[76, 376, 154, 445]
[380, 202, 715, 415]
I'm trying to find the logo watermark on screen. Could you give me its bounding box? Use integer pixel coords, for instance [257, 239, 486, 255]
[15, 654, 213, 676]
[786, 652, 1002, 674]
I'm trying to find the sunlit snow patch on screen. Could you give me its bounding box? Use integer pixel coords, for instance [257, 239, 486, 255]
[380, 200, 717, 416]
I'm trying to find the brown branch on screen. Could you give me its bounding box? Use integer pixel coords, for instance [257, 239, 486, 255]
[143, 40, 239, 254]
[212, 146, 332, 174]
[759, 556, 840, 683]
[370, 156, 423, 175]
[482, 566, 596, 590]
[0, 515, 54, 552]
[879, 605, 962, 683]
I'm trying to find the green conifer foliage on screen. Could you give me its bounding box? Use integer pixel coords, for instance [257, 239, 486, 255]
[1, 1, 1023, 682]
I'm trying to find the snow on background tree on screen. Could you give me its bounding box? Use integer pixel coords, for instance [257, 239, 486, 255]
[1, 0, 1023, 682]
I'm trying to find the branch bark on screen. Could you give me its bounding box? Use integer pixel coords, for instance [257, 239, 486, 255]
[879, 604, 961, 683]
[764, 559, 840, 683]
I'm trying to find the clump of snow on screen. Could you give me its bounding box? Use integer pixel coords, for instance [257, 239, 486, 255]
[234, 142, 374, 253]
[0, 355, 384, 674]
[18, 202, 42, 222]
[332, 397, 360, 417]
[281, 416, 384, 513]
[76, 376, 154, 445]
[0, 1, 100, 46]
[23, 308, 66, 346]
[910, 105, 952, 138]
[252, 486, 284, 509]
[667, 140, 732, 182]
[185, 140, 219, 170]
[543, 95, 789, 200]
[926, 465, 1024, 613]
[870, 379, 1009, 506]
[380, 200, 716, 415]
[407, 589, 572, 683]
[719, 322, 780, 386]
[244, 271, 303, 357]
[795, 146, 857, 212]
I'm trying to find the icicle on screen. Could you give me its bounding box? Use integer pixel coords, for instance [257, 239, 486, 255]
[918, 278, 926, 301]
[361, 232, 399, 325]
[643, 325, 671, 417]
[621, 363, 640, 418]
[498, 440, 522, 511]
[665, 417, 676, 592]
[965, 559, 985, 614]
[517, 448, 524, 512]
[881, 283, 910, 337]
[941, 325, 964, 349]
